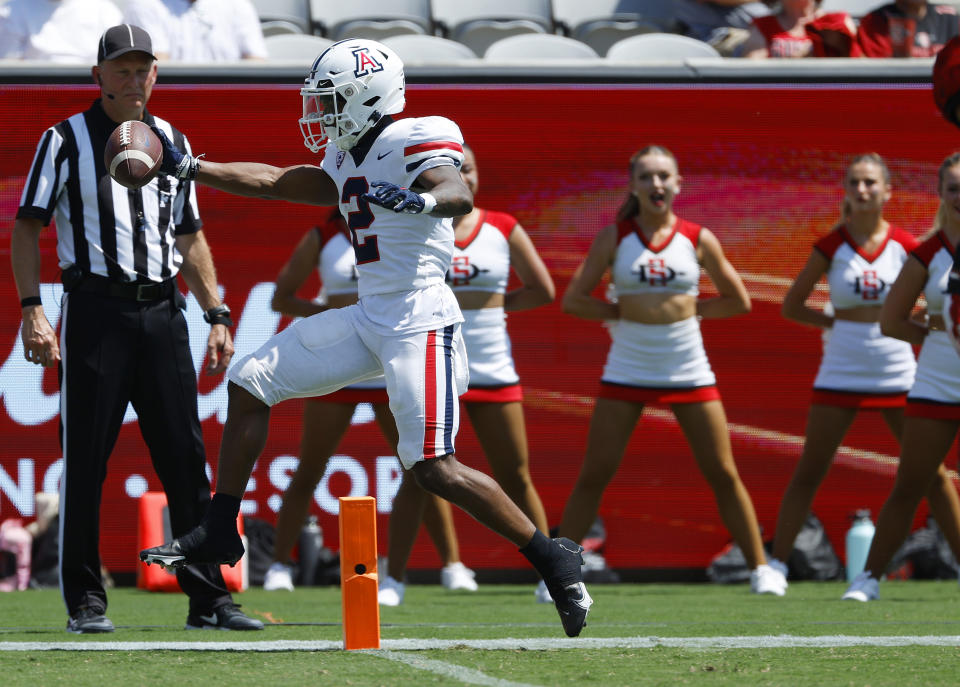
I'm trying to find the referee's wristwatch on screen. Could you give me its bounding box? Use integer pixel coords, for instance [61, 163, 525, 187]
[203, 303, 234, 327]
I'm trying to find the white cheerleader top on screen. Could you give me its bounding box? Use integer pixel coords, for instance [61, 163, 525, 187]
[447, 209, 516, 294]
[911, 230, 955, 315]
[611, 216, 702, 297]
[314, 216, 359, 297]
[814, 225, 917, 310]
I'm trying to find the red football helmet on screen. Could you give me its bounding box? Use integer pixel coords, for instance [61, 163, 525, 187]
[933, 36, 960, 127]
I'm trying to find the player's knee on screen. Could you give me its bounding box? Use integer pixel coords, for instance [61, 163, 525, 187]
[227, 381, 270, 413]
[410, 454, 458, 494]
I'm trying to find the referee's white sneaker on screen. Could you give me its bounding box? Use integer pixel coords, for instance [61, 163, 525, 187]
[441, 562, 478, 591]
[378, 575, 405, 606]
[750, 564, 787, 596]
[263, 562, 295, 591]
[842, 571, 879, 602]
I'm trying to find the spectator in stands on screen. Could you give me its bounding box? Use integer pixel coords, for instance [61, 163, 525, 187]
[261, 208, 476, 594]
[556, 145, 787, 597]
[769, 153, 960, 578]
[673, 0, 774, 56]
[742, 0, 861, 58]
[842, 152, 960, 602]
[858, 0, 960, 57]
[933, 35, 960, 126]
[0, 0, 121, 63]
[122, 0, 267, 62]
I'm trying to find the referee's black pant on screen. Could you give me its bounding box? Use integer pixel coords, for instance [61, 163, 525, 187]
[58, 284, 232, 617]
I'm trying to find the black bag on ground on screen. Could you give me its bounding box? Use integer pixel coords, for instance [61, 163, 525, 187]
[786, 513, 844, 581]
[243, 516, 277, 587]
[706, 540, 753, 584]
[706, 513, 843, 582]
[298, 517, 340, 586]
[887, 516, 960, 580]
[30, 515, 59, 589]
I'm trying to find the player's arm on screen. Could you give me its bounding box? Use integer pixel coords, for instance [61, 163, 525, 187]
[697, 228, 751, 319]
[561, 225, 619, 321]
[364, 164, 472, 217]
[271, 228, 327, 318]
[781, 249, 832, 329]
[505, 223, 555, 311]
[879, 256, 929, 346]
[197, 161, 339, 206]
[152, 125, 339, 206]
[11, 217, 60, 367]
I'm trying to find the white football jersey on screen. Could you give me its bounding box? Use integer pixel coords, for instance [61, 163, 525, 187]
[321, 115, 465, 298]
[814, 225, 917, 310]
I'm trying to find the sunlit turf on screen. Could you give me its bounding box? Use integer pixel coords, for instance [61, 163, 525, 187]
[2, 581, 960, 685]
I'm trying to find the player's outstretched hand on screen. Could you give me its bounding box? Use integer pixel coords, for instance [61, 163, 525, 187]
[150, 125, 200, 181]
[363, 181, 432, 214]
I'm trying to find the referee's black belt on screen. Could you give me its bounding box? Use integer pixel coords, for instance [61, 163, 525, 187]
[70, 273, 175, 302]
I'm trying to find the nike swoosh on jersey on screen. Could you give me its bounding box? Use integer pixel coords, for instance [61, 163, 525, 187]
[377, 151, 392, 159]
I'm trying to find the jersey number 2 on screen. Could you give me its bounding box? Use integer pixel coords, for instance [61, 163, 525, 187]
[342, 177, 379, 264]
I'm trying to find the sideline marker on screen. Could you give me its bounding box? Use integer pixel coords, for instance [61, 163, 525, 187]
[338, 496, 380, 650]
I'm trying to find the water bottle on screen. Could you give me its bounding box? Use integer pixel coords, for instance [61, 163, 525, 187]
[845, 509, 875, 582]
[298, 516, 324, 587]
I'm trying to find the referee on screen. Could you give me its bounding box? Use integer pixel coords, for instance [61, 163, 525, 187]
[10, 25, 262, 634]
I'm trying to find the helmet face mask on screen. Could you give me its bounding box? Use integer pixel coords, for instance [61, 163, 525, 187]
[299, 39, 405, 153]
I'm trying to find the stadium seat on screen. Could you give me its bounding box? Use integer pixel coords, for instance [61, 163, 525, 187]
[260, 21, 306, 38]
[551, 0, 664, 56]
[382, 35, 479, 63]
[606, 33, 721, 60]
[309, 0, 432, 41]
[264, 33, 333, 60]
[484, 34, 600, 61]
[431, 0, 554, 57]
[251, 0, 311, 36]
[819, 0, 885, 18]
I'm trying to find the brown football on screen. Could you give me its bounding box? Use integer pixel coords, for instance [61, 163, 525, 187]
[104, 120, 163, 189]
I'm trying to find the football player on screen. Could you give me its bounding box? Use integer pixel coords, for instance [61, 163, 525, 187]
[138, 38, 592, 637]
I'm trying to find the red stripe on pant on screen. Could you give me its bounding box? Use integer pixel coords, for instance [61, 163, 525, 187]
[423, 329, 438, 457]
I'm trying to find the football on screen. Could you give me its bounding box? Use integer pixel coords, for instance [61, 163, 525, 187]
[104, 120, 163, 189]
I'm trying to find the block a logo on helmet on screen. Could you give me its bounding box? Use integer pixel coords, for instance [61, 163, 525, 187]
[300, 39, 405, 153]
[353, 47, 384, 77]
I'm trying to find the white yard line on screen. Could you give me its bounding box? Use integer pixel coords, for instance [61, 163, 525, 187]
[368, 649, 540, 687]
[2, 636, 960, 651]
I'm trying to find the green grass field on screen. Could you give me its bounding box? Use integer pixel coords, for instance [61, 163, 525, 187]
[3, 580, 960, 686]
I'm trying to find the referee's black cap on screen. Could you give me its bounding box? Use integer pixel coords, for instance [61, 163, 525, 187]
[98, 24, 157, 63]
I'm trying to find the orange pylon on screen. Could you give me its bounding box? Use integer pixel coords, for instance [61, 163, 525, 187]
[338, 496, 380, 650]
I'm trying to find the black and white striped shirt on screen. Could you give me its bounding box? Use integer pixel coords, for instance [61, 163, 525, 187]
[17, 99, 201, 283]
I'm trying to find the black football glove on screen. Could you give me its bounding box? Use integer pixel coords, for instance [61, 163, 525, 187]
[362, 181, 434, 214]
[150, 125, 201, 180]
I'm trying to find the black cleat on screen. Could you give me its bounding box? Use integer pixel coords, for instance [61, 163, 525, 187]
[546, 538, 594, 638]
[186, 603, 264, 631]
[139, 523, 244, 570]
